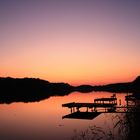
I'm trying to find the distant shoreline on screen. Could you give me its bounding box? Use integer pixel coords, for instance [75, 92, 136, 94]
[0, 76, 140, 104]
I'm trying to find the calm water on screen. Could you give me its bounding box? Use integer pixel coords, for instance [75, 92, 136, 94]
[0, 92, 130, 140]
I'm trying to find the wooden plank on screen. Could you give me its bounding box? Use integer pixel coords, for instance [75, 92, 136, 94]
[94, 98, 117, 101]
[62, 102, 117, 108]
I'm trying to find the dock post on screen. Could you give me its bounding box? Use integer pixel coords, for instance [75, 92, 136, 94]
[86, 107, 88, 112]
[73, 107, 75, 112]
[119, 99, 121, 106]
[71, 108, 72, 113]
[76, 107, 80, 112]
[94, 107, 97, 112]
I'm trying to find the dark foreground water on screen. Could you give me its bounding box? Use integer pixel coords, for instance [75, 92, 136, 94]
[0, 92, 137, 140]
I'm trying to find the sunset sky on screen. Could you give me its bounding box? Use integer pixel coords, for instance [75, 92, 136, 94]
[0, 0, 140, 85]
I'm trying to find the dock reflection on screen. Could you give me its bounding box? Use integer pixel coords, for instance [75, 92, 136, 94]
[62, 112, 101, 120]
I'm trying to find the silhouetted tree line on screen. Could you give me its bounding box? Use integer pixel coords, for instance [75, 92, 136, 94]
[74, 85, 94, 93]
[0, 76, 140, 103]
[0, 77, 74, 103]
[93, 76, 140, 94]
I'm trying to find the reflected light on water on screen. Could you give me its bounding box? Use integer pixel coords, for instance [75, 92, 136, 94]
[0, 92, 128, 140]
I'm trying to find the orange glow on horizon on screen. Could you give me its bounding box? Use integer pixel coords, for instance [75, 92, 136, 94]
[0, 1, 140, 85]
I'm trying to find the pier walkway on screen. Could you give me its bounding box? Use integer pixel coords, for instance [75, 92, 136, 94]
[62, 94, 140, 119]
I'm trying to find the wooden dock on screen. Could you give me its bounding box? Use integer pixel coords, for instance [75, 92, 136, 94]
[62, 94, 140, 120]
[62, 102, 117, 112]
[62, 102, 117, 108]
[62, 95, 117, 113]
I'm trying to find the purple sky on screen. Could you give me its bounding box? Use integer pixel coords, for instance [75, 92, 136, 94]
[0, 0, 140, 85]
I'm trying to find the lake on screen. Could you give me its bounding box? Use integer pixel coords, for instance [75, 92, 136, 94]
[0, 91, 136, 140]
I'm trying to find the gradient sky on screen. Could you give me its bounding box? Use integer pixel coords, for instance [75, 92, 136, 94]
[0, 0, 140, 85]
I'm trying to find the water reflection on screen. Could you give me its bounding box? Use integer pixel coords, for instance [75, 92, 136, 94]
[0, 92, 139, 140]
